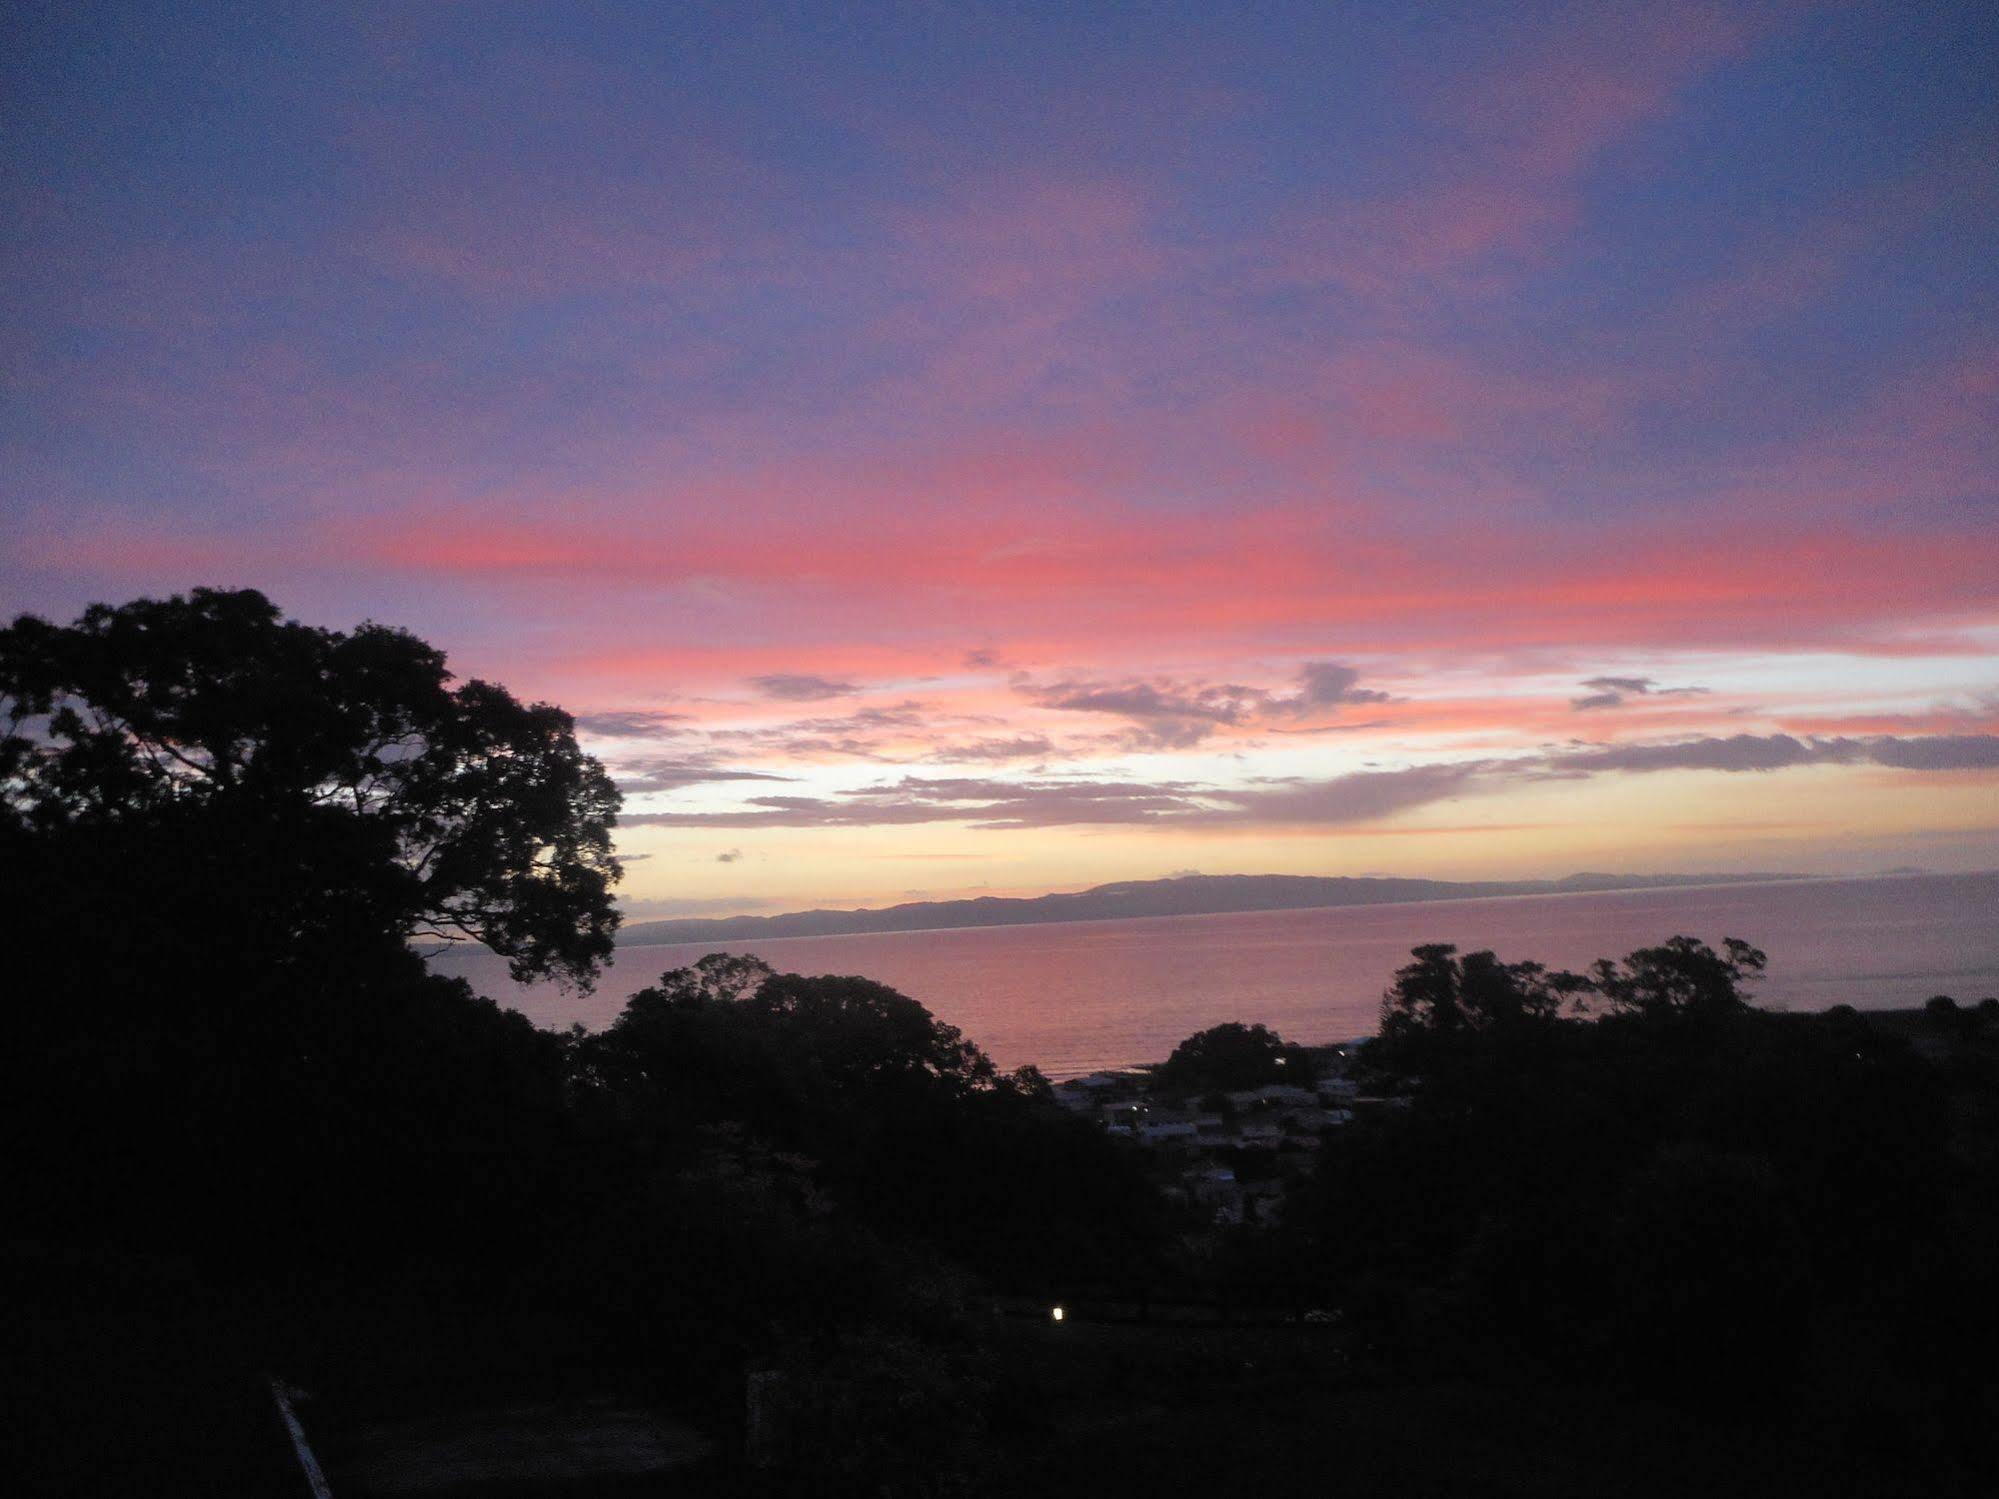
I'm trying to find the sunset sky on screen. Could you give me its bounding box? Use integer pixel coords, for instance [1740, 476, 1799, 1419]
[6, 1, 1996, 918]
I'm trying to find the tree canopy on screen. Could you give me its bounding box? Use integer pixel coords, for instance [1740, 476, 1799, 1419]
[1, 587, 621, 985]
[1377, 942, 1588, 1044]
[572, 954, 1162, 1288]
[1374, 936, 1765, 1066]
[1286, 932, 1996, 1446]
[1589, 935, 1767, 1021]
[1155, 1020, 1314, 1093]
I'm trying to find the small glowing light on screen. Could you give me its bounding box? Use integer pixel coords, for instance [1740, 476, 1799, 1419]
[1051, 1305, 1065, 1322]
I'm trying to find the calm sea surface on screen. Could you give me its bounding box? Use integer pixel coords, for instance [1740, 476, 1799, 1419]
[428, 872, 1999, 1079]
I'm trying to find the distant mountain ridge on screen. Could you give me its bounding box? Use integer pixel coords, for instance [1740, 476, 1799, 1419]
[617, 870, 1807, 947]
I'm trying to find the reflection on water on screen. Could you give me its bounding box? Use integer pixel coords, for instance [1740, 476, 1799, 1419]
[428, 871, 1999, 1078]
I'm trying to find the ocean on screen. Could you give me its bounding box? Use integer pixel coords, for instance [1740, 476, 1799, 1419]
[426, 871, 1999, 1079]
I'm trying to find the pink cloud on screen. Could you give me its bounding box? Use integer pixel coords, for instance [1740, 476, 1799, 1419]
[1264, 1, 1767, 301]
[27, 432, 1994, 691]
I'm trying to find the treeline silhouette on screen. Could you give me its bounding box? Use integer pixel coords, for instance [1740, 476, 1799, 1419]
[2, 592, 1160, 1493]
[1278, 943, 1999, 1469]
[7, 591, 1997, 1496]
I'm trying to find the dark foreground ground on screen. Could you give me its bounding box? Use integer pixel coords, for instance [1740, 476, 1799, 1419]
[13, 999, 1990, 1497]
[8, 1266, 1945, 1499]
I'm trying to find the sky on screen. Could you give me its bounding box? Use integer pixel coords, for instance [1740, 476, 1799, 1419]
[5, 0, 1997, 918]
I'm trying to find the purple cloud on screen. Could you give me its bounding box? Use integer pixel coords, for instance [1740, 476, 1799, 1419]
[1571, 676, 1711, 711]
[1289, 662, 1394, 710]
[575, 709, 691, 738]
[750, 673, 862, 701]
[928, 735, 1058, 763]
[1201, 762, 1496, 823]
[1028, 662, 1392, 747]
[611, 754, 794, 792]
[615, 733, 1999, 830]
[1545, 732, 1999, 774]
[622, 774, 1208, 829]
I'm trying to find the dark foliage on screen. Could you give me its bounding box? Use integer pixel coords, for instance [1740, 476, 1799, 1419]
[1155, 1020, 1315, 1092]
[4, 593, 1167, 1496]
[1282, 936, 1999, 1484]
[2, 586, 622, 986]
[573, 954, 1164, 1295]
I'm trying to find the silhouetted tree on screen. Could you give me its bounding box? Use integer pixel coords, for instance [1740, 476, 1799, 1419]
[1377, 943, 1588, 1048]
[1289, 934, 1987, 1464]
[575, 957, 1164, 1291]
[1, 589, 621, 1293]
[1155, 1021, 1312, 1093]
[1, 586, 621, 985]
[1588, 935, 1765, 1022]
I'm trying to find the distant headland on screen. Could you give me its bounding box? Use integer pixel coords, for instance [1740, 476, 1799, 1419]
[617, 870, 1808, 946]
